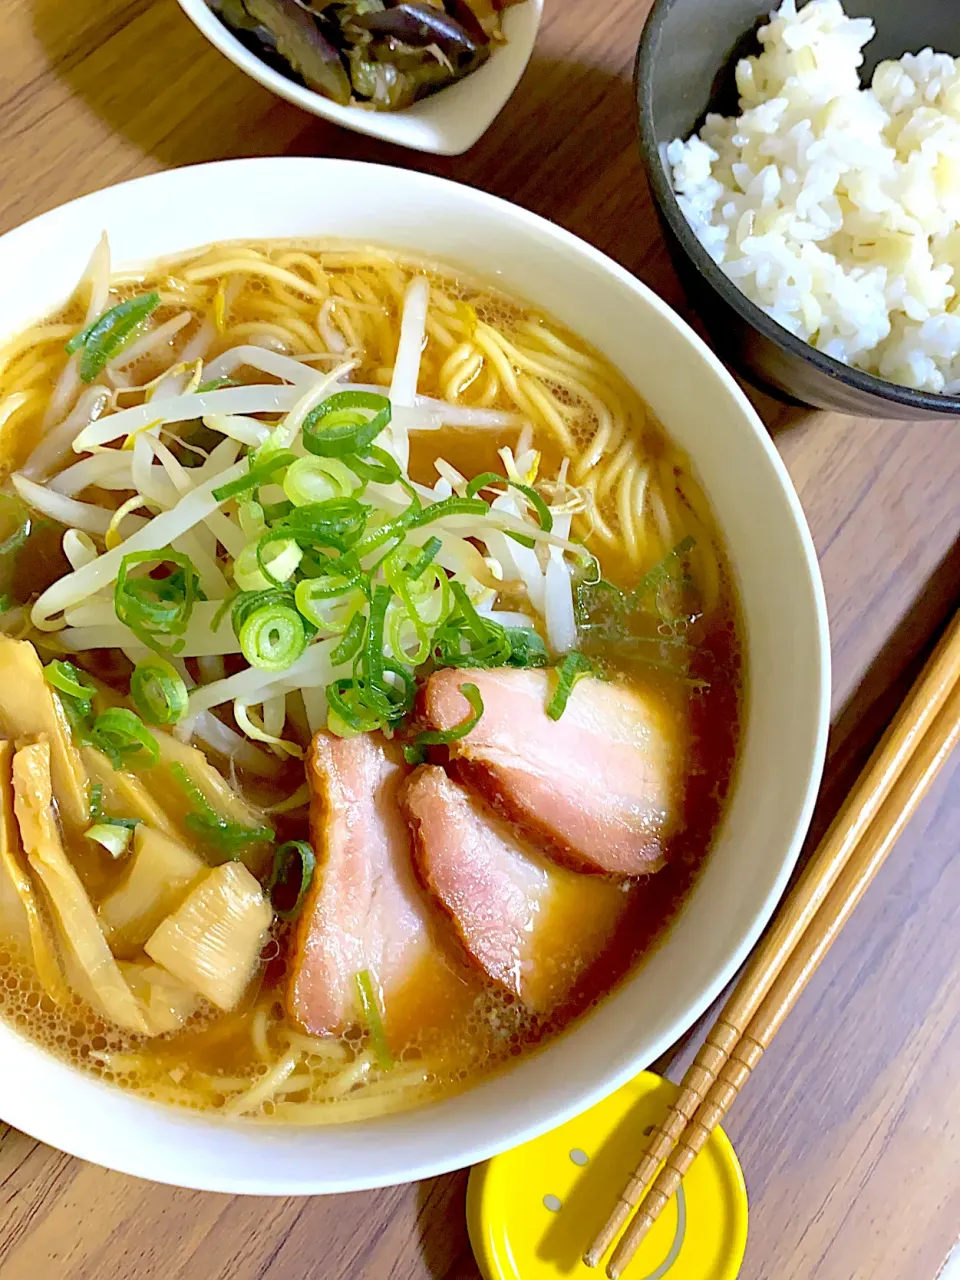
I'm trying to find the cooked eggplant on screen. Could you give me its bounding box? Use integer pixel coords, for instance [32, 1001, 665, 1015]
[351, 3, 485, 64]
[206, 0, 524, 111]
[223, 0, 352, 104]
[443, 0, 490, 45]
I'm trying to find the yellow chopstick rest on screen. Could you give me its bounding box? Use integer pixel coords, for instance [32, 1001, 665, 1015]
[467, 1070, 747, 1280]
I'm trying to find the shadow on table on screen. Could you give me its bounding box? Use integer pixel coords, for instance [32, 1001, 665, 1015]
[30, 0, 815, 425]
[660, 529, 960, 1082]
[416, 1171, 481, 1280]
[30, 0, 644, 253]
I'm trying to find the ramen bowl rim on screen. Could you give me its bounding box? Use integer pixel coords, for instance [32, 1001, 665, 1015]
[0, 157, 830, 1195]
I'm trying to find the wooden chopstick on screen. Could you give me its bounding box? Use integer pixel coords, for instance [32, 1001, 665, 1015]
[585, 607, 960, 1271]
[606, 673, 960, 1277]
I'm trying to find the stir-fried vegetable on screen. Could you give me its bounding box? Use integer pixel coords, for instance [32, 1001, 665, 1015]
[207, 0, 525, 112]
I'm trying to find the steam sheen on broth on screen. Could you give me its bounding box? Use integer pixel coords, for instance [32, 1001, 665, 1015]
[0, 238, 742, 1123]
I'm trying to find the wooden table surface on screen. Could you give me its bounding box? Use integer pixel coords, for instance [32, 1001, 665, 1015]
[3, 1, 960, 1277]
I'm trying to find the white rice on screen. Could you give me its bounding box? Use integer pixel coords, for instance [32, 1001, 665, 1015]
[666, 0, 960, 393]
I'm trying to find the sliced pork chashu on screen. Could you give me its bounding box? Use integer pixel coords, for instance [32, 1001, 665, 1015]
[287, 731, 434, 1037]
[421, 668, 681, 877]
[402, 764, 630, 1011]
[402, 765, 549, 1002]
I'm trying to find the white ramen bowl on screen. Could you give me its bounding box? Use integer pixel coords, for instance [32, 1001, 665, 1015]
[0, 158, 830, 1194]
[175, 0, 543, 155]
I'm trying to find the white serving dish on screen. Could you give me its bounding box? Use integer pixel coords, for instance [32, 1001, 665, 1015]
[0, 157, 830, 1194]
[175, 0, 544, 155]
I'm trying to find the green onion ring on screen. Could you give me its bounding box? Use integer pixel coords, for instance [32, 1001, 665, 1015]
[130, 657, 189, 726]
[89, 707, 160, 769]
[302, 391, 392, 459]
[238, 603, 308, 672]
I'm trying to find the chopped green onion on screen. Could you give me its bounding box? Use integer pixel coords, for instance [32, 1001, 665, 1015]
[382, 547, 439, 666]
[326, 678, 383, 737]
[265, 840, 316, 919]
[66, 292, 161, 383]
[232, 588, 293, 635]
[238, 500, 267, 540]
[295, 583, 364, 635]
[575, 552, 602, 587]
[330, 612, 366, 665]
[355, 969, 394, 1070]
[414, 682, 483, 749]
[170, 762, 273, 856]
[87, 781, 140, 832]
[343, 446, 401, 485]
[261, 500, 293, 523]
[0, 493, 31, 561]
[114, 549, 201, 656]
[231, 532, 303, 595]
[254, 532, 304, 589]
[302, 391, 391, 458]
[295, 555, 364, 603]
[85, 822, 133, 859]
[103, 814, 140, 831]
[504, 627, 549, 668]
[89, 707, 160, 769]
[196, 376, 239, 392]
[359, 586, 410, 723]
[466, 471, 553, 533]
[183, 812, 273, 855]
[130, 657, 189, 726]
[44, 659, 96, 739]
[89, 783, 104, 821]
[295, 566, 366, 630]
[433, 583, 511, 669]
[212, 450, 296, 502]
[352, 513, 414, 562]
[504, 529, 537, 550]
[45, 658, 95, 704]
[409, 496, 488, 528]
[232, 543, 266, 593]
[279, 499, 371, 554]
[211, 590, 239, 632]
[546, 652, 593, 720]
[238, 602, 308, 672]
[408, 536, 442, 580]
[283, 456, 359, 507]
[386, 596, 429, 667]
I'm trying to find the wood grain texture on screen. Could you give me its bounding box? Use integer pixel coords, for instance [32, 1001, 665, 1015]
[1, 1, 959, 1278]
